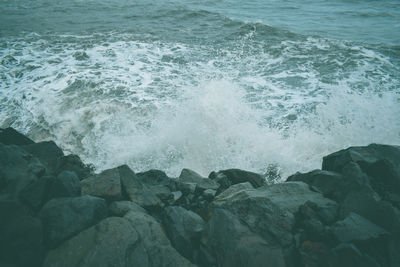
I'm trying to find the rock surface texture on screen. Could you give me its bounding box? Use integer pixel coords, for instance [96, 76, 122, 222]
[0, 129, 399, 267]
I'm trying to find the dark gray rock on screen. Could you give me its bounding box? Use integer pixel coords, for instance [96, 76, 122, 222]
[179, 169, 220, 192]
[0, 127, 34, 146]
[209, 169, 265, 190]
[203, 189, 216, 200]
[43, 217, 149, 267]
[205, 208, 285, 267]
[56, 171, 80, 197]
[163, 206, 206, 260]
[81, 167, 122, 200]
[137, 169, 172, 187]
[108, 200, 147, 216]
[0, 200, 44, 267]
[22, 141, 64, 175]
[55, 154, 92, 180]
[329, 243, 381, 267]
[214, 182, 254, 200]
[39, 195, 108, 248]
[124, 210, 196, 267]
[118, 165, 163, 208]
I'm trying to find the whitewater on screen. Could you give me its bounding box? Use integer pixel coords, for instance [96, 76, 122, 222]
[1, 0, 399, 179]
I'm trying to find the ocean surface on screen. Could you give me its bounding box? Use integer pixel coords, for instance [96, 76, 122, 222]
[1, 0, 399, 179]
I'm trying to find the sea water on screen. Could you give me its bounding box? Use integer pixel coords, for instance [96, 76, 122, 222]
[1, 0, 399, 179]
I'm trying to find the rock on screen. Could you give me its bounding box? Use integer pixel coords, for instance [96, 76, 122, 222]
[39, 195, 107, 248]
[18, 176, 55, 212]
[322, 144, 400, 174]
[0, 127, 34, 146]
[118, 165, 163, 209]
[205, 208, 285, 267]
[149, 185, 172, 201]
[298, 241, 330, 267]
[22, 141, 64, 175]
[55, 154, 92, 180]
[209, 169, 265, 190]
[0, 144, 45, 201]
[170, 191, 183, 203]
[56, 171, 80, 197]
[258, 182, 337, 214]
[340, 191, 400, 236]
[124, 210, 196, 267]
[213, 188, 294, 248]
[203, 189, 216, 200]
[43, 217, 149, 267]
[176, 181, 197, 195]
[163, 206, 206, 260]
[0, 200, 44, 267]
[81, 167, 122, 200]
[137, 169, 172, 187]
[214, 182, 254, 200]
[108, 200, 147, 216]
[329, 243, 381, 267]
[179, 169, 220, 192]
[331, 213, 389, 243]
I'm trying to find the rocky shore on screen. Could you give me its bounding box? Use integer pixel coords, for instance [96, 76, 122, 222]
[0, 127, 399, 267]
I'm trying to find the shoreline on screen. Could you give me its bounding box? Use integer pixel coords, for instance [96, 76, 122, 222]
[1, 127, 399, 267]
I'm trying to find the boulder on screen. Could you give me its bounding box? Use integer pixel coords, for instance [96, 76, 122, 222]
[163, 206, 206, 260]
[209, 169, 265, 190]
[203, 189, 216, 200]
[55, 154, 92, 180]
[0, 200, 44, 267]
[137, 169, 172, 187]
[43, 217, 149, 267]
[205, 208, 285, 267]
[214, 182, 254, 201]
[0, 127, 34, 146]
[39, 195, 107, 248]
[118, 165, 163, 209]
[81, 167, 122, 200]
[179, 169, 220, 192]
[124, 210, 196, 267]
[22, 141, 64, 175]
[56, 171, 80, 197]
[328, 243, 381, 267]
[108, 200, 147, 216]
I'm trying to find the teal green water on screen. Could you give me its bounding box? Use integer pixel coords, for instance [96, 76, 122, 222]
[1, 0, 399, 178]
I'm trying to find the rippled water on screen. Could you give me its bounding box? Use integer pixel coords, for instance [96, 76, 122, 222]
[1, 0, 399, 178]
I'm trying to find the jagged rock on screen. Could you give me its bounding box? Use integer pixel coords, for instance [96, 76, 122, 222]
[213, 187, 294, 248]
[209, 169, 265, 191]
[298, 241, 330, 267]
[176, 181, 197, 195]
[0, 200, 44, 267]
[331, 213, 389, 243]
[163, 206, 206, 260]
[0, 127, 34, 146]
[81, 167, 122, 200]
[108, 200, 147, 216]
[149, 185, 172, 201]
[22, 141, 64, 175]
[328, 243, 381, 267]
[124, 210, 196, 267]
[258, 182, 337, 214]
[0, 144, 45, 201]
[205, 208, 285, 267]
[39, 195, 107, 248]
[118, 165, 163, 208]
[170, 191, 183, 203]
[137, 169, 171, 187]
[203, 189, 216, 200]
[214, 182, 254, 200]
[56, 171, 80, 197]
[55, 154, 92, 180]
[179, 169, 220, 192]
[43, 217, 148, 267]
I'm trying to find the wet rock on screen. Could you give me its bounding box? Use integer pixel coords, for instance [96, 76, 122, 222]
[22, 141, 64, 176]
[298, 241, 330, 267]
[119, 165, 163, 209]
[179, 169, 220, 192]
[0, 127, 34, 146]
[170, 191, 183, 204]
[81, 167, 122, 200]
[205, 208, 285, 267]
[203, 189, 216, 200]
[43, 217, 148, 267]
[55, 154, 92, 180]
[214, 182, 254, 200]
[124, 210, 196, 267]
[329, 243, 381, 267]
[39, 195, 107, 248]
[108, 200, 147, 216]
[137, 169, 171, 187]
[56, 171, 80, 197]
[163, 206, 206, 261]
[0, 200, 44, 267]
[209, 169, 265, 190]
